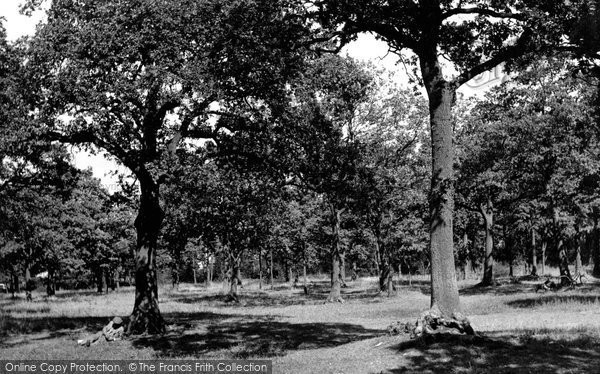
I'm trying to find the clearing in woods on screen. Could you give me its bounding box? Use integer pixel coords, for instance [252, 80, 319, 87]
[2, 275, 600, 373]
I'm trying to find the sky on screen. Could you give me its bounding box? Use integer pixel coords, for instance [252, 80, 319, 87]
[1, 2, 503, 189]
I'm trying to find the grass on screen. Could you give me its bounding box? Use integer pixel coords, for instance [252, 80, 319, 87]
[2, 274, 600, 373]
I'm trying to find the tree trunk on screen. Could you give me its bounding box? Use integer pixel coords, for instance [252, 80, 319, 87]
[506, 228, 514, 278]
[593, 218, 600, 277]
[327, 206, 343, 303]
[531, 228, 538, 276]
[236, 267, 242, 290]
[96, 266, 103, 293]
[128, 179, 165, 335]
[423, 74, 463, 320]
[373, 247, 380, 277]
[115, 266, 121, 292]
[463, 232, 470, 280]
[303, 263, 308, 295]
[302, 243, 308, 295]
[269, 246, 274, 290]
[575, 233, 583, 275]
[172, 241, 184, 291]
[284, 255, 290, 282]
[386, 263, 395, 297]
[340, 252, 346, 286]
[553, 208, 572, 287]
[193, 267, 197, 285]
[480, 198, 494, 286]
[380, 264, 391, 292]
[229, 257, 240, 301]
[207, 254, 213, 285]
[105, 267, 110, 294]
[46, 268, 56, 297]
[259, 251, 263, 290]
[558, 238, 572, 287]
[288, 261, 294, 288]
[24, 264, 32, 291]
[375, 229, 389, 292]
[11, 269, 19, 297]
[541, 240, 547, 275]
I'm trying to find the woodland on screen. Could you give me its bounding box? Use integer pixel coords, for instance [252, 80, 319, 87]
[2, 1, 600, 371]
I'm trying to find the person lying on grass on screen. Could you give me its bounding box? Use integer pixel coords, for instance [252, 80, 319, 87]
[77, 317, 125, 346]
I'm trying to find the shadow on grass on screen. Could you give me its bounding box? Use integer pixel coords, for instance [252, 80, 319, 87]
[133, 311, 382, 358]
[507, 294, 600, 308]
[170, 285, 388, 307]
[387, 330, 600, 373]
[0, 314, 112, 344]
[459, 282, 535, 296]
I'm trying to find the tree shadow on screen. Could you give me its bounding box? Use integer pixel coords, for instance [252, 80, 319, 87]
[386, 330, 600, 373]
[171, 286, 388, 307]
[506, 294, 600, 308]
[0, 315, 112, 345]
[459, 282, 535, 296]
[133, 312, 382, 358]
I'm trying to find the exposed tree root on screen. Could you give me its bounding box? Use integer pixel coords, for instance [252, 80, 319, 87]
[127, 308, 166, 336]
[389, 310, 475, 339]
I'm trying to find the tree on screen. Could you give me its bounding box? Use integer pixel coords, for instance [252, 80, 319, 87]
[314, 0, 575, 331]
[457, 58, 599, 286]
[354, 76, 430, 292]
[24, 0, 312, 334]
[283, 55, 373, 302]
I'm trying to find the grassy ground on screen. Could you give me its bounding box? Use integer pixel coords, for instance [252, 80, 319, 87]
[2, 274, 600, 373]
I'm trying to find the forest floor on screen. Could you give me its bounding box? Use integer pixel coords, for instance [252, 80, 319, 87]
[2, 274, 600, 373]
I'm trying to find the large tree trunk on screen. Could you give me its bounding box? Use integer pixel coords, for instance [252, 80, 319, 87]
[421, 66, 464, 324]
[480, 198, 494, 286]
[531, 228, 538, 276]
[327, 206, 343, 303]
[128, 179, 165, 335]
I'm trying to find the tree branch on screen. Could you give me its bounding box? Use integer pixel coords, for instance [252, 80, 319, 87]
[442, 7, 525, 21]
[454, 29, 534, 87]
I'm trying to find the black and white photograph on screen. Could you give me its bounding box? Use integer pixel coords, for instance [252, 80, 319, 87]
[1, 1, 600, 373]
